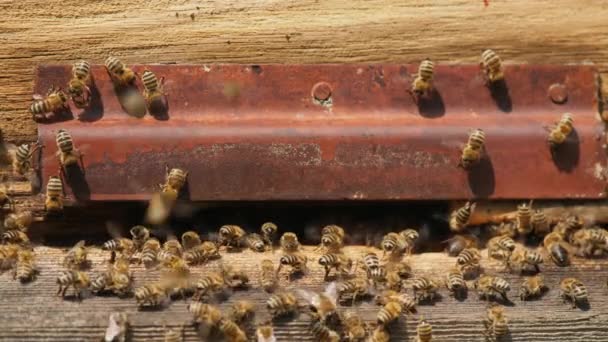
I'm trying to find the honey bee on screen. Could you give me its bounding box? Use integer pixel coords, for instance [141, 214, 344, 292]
[369, 326, 390, 342]
[297, 282, 339, 323]
[484, 304, 509, 340]
[559, 277, 588, 308]
[30, 86, 69, 120]
[277, 253, 308, 280]
[230, 300, 255, 323]
[361, 252, 381, 271]
[449, 201, 476, 232]
[508, 247, 543, 273]
[163, 327, 183, 342]
[318, 253, 354, 280]
[487, 235, 516, 261]
[56, 270, 91, 299]
[180, 230, 201, 251]
[366, 265, 387, 288]
[141, 69, 166, 110]
[56, 129, 83, 170]
[0, 244, 20, 270]
[571, 227, 608, 257]
[445, 267, 467, 299]
[377, 300, 403, 326]
[412, 277, 440, 303]
[516, 201, 533, 235]
[543, 232, 570, 266]
[134, 282, 170, 308]
[456, 247, 481, 278]
[342, 311, 367, 342]
[90, 272, 112, 294]
[481, 49, 504, 83]
[108, 257, 133, 296]
[266, 292, 299, 318]
[104, 312, 129, 342]
[547, 113, 574, 147]
[129, 225, 150, 251]
[488, 221, 517, 239]
[221, 264, 249, 289]
[475, 275, 511, 303]
[0, 183, 14, 212]
[105, 56, 136, 86]
[256, 322, 276, 342]
[381, 232, 406, 258]
[374, 290, 417, 314]
[63, 240, 89, 270]
[158, 238, 183, 262]
[553, 214, 583, 240]
[13, 248, 36, 282]
[184, 241, 220, 265]
[399, 228, 419, 255]
[160, 256, 191, 298]
[338, 278, 373, 305]
[531, 209, 551, 236]
[385, 259, 413, 279]
[310, 320, 340, 342]
[260, 259, 278, 292]
[102, 238, 135, 263]
[412, 59, 434, 96]
[459, 129, 485, 169]
[260, 222, 278, 248]
[140, 237, 161, 268]
[415, 317, 432, 342]
[13, 143, 41, 176]
[317, 224, 345, 253]
[3, 211, 34, 232]
[246, 233, 266, 252]
[45, 175, 64, 212]
[2, 230, 30, 246]
[188, 302, 223, 332]
[519, 275, 547, 301]
[219, 319, 248, 342]
[193, 271, 226, 301]
[160, 166, 188, 201]
[279, 232, 301, 253]
[68, 60, 92, 108]
[385, 271, 402, 291]
[219, 225, 246, 249]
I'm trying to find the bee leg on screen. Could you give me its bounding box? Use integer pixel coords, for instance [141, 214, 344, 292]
[78, 150, 86, 175]
[323, 266, 330, 281]
[534, 264, 540, 273]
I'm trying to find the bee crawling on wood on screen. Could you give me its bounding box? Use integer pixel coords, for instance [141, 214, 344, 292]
[481, 49, 504, 83]
[187, 302, 223, 335]
[218, 319, 248, 342]
[260, 222, 278, 249]
[369, 326, 391, 342]
[277, 253, 308, 280]
[1, 229, 30, 246]
[259, 259, 278, 293]
[484, 304, 509, 340]
[559, 277, 588, 309]
[129, 225, 150, 251]
[221, 264, 249, 289]
[68, 60, 92, 109]
[0, 183, 15, 212]
[193, 271, 226, 301]
[411, 277, 440, 304]
[449, 201, 476, 232]
[230, 300, 255, 323]
[102, 237, 135, 264]
[3, 211, 34, 232]
[13, 142, 41, 176]
[546, 113, 574, 148]
[415, 316, 433, 342]
[516, 200, 534, 236]
[456, 247, 482, 278]
[184, 241, 220, 265]
[141, 69, 167, 111]
[180, 230, 201, 251]
[246, 233, 266, 252]
[316, 224, 346, 253]
[571, 227, 608, 258]
[318, 253, 354, 280]
[338, 277, 373, 305]
[445, 267, 467, 299]
[531, 209, 551, 237]
[45, 175, 64, 213]
[279, 232, 301, 253]
[256, 322, 276, 342]
[218, 225, 246, 250]
[105, 56, 136, 86]
[376, 300, 403, 326]
[30, 86, 69, 121]
[297, 282, 339, 324]
[266, 292, 299, 319]
[63, 240, 89, 270]
[519, 275, 548, 301]
[13, 248, 37, 282]
[475, 275, 511, 303]
[374, 290, 417, 314]
[411, 58, 435, 98]
[459, 129, 486, 169]
[134, 282, 171, 309]
[140, 238, 161, 268]
[507, 247, 543, 274]
[443, 234, 478, 256]
[380, 232, 407, 259]
[0, 244, 20, 270]
[55, 129, 84, 172]
[160, 166, 188, 202]
[543, 232, 570, 267]
[56, 269, 91, 300]
[342, 311, 367, 342]
[487, 235, 516, 262]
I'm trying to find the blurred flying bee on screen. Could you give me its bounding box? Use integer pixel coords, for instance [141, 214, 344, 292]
[160, 255, 191, 299]
[260, 222, 278, 249]
[415, 316, 433, 342]
[546, 113, 574, 148]
[375, 290, 417, 314]
[218, 225, 246, 250]
[459, 129, 485, 169]
[412, 277, 440, 303]
[180, 230, 201, 251]
[318, 253, 354, 280]
[560, 277, 588, 308]
[519, 275, 547, 301]
[0, 244, 20, 270]
[381, 232, 406, 258]
[2, 230, 30, 246]
[298, 282, 339, 323]
[221, 264, 249, 289]
[56, 129, 84, 170]
[475, 275, 511, 303]
[256, 322, 276, 342]
[230, 300, 255, 323]
[219, 319, 248, 342]
[193, 271, 226, 301]
[484, 304, 509, 340]
[184, 241, 220, 265]
[487, 235, 515, 261]
[160, 166, 188, 202]
[508, 247, 543, 273]
[3, 211, 34, 232]
[13, 142, 41, 176]
[63, 240, 89, 270]
[342, 311, 367, 342]
[134, 282, 170, 308]
[369, 326, 391, 342]
[443, 234, 478, 257]
[411, 59, 434, 97]
[531, 209, 551, 236]
[445, 267, 467, 299]
[266, 292, 299, 318]
[140, 237, 161, 268]
[129, 225, 150, 251]
[338, 277, 373, 305]
[56, 269, 91, 299]
[30, 86, 69, 120]
[105, 56, 136, 86]
[259, 259, 278, 293]
[481, 49, 504, 83]
[246, 233, 266, 252]
[163, 326, 183, 342]
[45, 175, 64, 212]
[279, 232, 301, 253]
[277, 253, 308, 280]
[456, 247, 481, 278]
[543, 232, 570, 266]
[104, 312, 129, 342]
[14, 248, 37, 282]
[516, 201, 533, 235]
[141, 69, 167, 110]
[68, 60, 92, 108]
[571, 227, 608, 257]
[377, 300, 403, 326]
[449, 201, 476, 232]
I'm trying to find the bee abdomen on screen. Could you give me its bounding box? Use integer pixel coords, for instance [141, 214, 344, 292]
[482, 49, 501, 70]
[363, 253, 380, 269]
[142, 70, 158, 92]
[417, 320, 433, 342]
[492, 277, 510, 292]
[105, 56, 124, 74]
[319, 253, 338, 266]
[30, 100, 48, 115]
[46, 176, 63, 197]
[91, 273, 111, 292]
[103, 239, 119, 251]
[457, 248, 480, 265]
[16, 144, 32, 162]
[367, 266, 387, 281]
[73, 60, 90, 80]
[418, 59, 434, 81]
[468, 129, 486, 150]
[56, 129, 74, 153]
[447, 271, 466, 290]
[493, 319, 509, 337]
[57, 270, 75, 285]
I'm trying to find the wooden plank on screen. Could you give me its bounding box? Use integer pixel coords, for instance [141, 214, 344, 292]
[1, 0, 608, 142]
[0, 246, 607, 341]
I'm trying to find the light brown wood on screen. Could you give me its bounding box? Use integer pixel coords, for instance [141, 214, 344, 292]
[0, 245, 607, 341]
[1, 0, 608, 143]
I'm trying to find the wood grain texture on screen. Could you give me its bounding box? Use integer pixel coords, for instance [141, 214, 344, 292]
[0, 245, 607, 341]
[1, 0, 608, 142]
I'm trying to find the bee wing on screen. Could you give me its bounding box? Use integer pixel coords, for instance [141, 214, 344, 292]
[296, 288, 319, 307]
[439, 138, 465, 150]
[324, 281, 339, 305]
[145, 191, 175, 225]
[106, 221, 124, 239]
